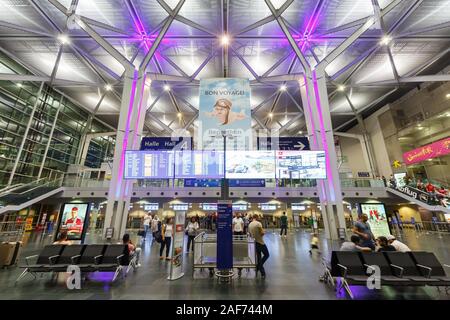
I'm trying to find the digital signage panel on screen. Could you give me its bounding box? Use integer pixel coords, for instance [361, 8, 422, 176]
[56, 203, 90, 241]
[124, 151, 174, 179]
[275, 150, 326, 179]
[175, 150, 224, 178]
[225, 150, 275, 179]
[360, 203, 391, 238]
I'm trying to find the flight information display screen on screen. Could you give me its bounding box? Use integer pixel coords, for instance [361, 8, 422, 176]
[124, 151, 174, 179]
[275, 150, 326, 179]
[175, 150, 224, 178]
[225, 150, 275, 179]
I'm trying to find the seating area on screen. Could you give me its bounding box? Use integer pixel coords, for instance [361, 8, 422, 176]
[16, 244, 137, 283]
[321, 251, 450, 299]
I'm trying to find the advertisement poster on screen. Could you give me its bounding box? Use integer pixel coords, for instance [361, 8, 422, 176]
[225, 150, 275, 179]
[217, 201, 233, 269]
[168, 211, 186, 280]
[275, 150, 326, 179]
[198, 78, 252, 151]
[57, 203, 89, 241]
[25, 217, 33, 232]
[403, 136, 450, 165]
[360, 203, 391, 238]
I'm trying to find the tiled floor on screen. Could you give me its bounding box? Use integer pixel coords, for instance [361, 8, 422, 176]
[0, 228, 449, 300]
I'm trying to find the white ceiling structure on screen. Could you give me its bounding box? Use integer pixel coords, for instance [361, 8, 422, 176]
[0, 0, 449, 136]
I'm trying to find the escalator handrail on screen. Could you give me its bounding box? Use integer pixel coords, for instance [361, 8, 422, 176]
[0, 176, 64, 197]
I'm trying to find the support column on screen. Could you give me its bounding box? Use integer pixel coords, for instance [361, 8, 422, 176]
[299, 70, 346, 240]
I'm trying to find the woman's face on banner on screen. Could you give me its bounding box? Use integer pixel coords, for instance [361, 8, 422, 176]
[214, 104, 229, 124]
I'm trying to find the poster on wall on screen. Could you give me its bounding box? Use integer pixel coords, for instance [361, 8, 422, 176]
[56, 203, 90, 241]
[360, 203, 391, 238]
[168, 211, 186, 280]
[198, 78, 252, 151]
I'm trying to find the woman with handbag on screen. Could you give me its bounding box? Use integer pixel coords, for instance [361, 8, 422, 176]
[186, 217, 199, 253]
[160, 217, 174, 260]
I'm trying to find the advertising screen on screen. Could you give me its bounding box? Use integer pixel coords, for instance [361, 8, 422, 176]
[275, 150, 326, 179]
[124, 151, 174, 179]
[360, 203, 391, 238]
[58, 203, 89, 241]
[175, 150, 224, 178]
[225, 150, 275, 179]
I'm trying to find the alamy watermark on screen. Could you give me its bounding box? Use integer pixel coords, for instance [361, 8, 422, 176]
[66, 265, 81, 290]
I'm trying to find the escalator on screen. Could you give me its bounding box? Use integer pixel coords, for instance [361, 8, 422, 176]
[386, 185, 450, 213]
[0, 178, 64, 214]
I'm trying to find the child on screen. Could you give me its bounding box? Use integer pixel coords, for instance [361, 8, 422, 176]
[309, 233, 321, 255]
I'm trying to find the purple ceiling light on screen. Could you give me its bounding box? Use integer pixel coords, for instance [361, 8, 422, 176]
[126, 1, 152, 51]
[298, 1, 326, 52]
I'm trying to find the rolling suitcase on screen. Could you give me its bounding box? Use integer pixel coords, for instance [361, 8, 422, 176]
[0, 241, 23, 268]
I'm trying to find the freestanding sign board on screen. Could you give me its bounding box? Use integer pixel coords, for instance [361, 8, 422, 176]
[217, 200, 233, 270]
[168, 211, 186, 280]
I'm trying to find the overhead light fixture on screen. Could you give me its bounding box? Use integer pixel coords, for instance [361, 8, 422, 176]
[380, 35, 392, 45]
[220, 34, 230, 46]
[163, 85, 170, 91]
[446, 93, 450, 99]
[16, 83, 23, 88]
[105, 84, 112, 91]
[279, 85, 287, 91]
[298, 131, 303, 134]
[58, 34, 70, 44]
[337, 84, 345, 91]
[177, 112, 182, 118]
[269, 112, 273, 118]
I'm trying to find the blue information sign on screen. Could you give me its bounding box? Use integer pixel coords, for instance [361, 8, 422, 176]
[229, 179, 266, 187]
[257, 137, 310, 150]
[183, 179, 221, 187]
[140, 137, 193, 150]
[217, 201, 233, 270]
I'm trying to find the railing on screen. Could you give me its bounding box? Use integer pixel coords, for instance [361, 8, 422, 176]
[340, 178, 385, 188]
[0, 221, 25, 242]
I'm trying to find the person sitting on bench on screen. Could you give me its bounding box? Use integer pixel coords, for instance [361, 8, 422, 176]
[53, 231, 72, 245]
[375, 236, 396, 252]
[340, 235, 372, 252]
[122, 234, 141, 268]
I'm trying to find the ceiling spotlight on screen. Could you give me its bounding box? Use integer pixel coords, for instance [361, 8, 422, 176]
[58, 34, 70, 44]
[163, 85, 170, 91]
[337, 84, 346, 91]
[177, 112, 182, 118]
[380, 35, 392, 45]
[220, 34, 230, 46]
[279, 85, 287, 91]
[269, 112, 273, 118]
[16, 83, 23, 88]
[446, 93, 450, 99]
[298, 131, 303, 134]
[105, 84, 112, 91]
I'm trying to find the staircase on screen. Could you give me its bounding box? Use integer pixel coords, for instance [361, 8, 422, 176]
[0, 178, 64, 215]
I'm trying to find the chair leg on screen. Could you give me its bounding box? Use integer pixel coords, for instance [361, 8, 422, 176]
[342, 279, 354, 299]
[112, 267, 121, 282]
[15, 269, 29, 283]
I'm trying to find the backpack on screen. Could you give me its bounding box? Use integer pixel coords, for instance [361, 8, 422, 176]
[154, 230, 162, 243]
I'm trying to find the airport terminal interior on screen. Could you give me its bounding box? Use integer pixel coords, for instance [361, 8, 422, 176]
[0, 0, 449, 301]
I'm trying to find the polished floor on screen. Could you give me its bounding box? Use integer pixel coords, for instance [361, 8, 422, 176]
[0, 227, 449, 300]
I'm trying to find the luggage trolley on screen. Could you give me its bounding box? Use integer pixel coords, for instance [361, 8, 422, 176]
[192, 232, 256, 278]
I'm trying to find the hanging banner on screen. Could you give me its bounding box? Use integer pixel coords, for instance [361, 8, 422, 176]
[198, 78, 252, 150]
[168, 211, 186, 280]
[403, 137, 450, 165]
[217, 201, 233, 270]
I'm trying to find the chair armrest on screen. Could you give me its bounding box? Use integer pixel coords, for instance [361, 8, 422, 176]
[337, 264, 348, 278]
[116, 254, 125, 265]
[94, 255, 103, 264]
[390, 264, 404, 278]
[364, 264, 376, 274]
[70, 255, 81, 264]
[48, 255, 60, 264]
[444, 264, 450, 269]
[25, 255, 39, 265]
[416, 264, 432, 278]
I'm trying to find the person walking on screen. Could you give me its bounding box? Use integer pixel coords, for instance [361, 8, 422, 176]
[142, 213, 152, 241]
[279, 212, 288, 238]
[232, 213, 244, 235]
[151, 215, 160, 244]
[309, 233, 321, 255]
[186, 216, 199, 253]
[352, 213, 376, 251]
[160, 217, 174, 260]
[248, 214, 269, 278]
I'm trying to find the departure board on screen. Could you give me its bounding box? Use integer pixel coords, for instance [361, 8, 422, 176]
[124, 151, 174, 179]
[175, 150, 224, 178]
